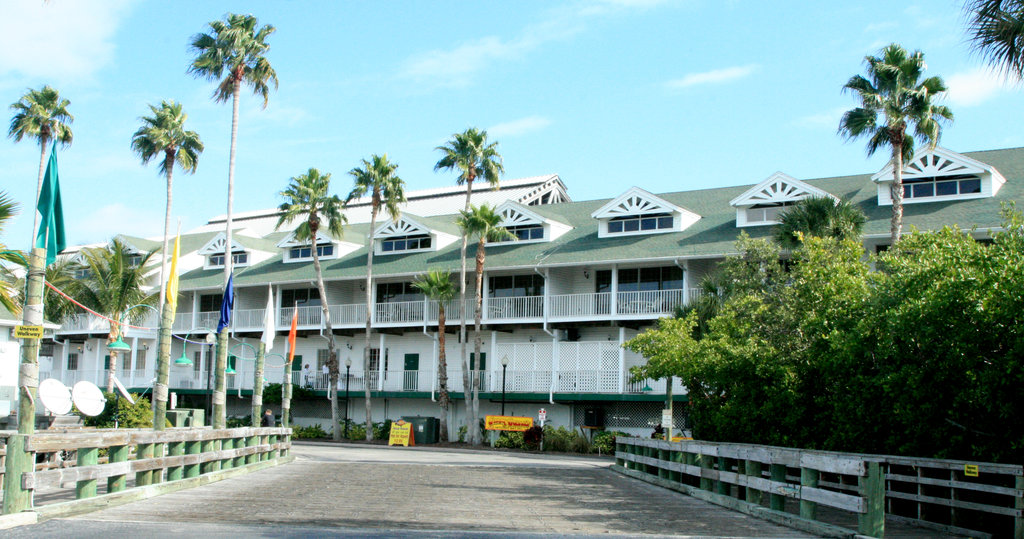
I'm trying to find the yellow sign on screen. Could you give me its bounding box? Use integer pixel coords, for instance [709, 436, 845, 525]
[964, 464, 979, 477]
[670, 436, 693, 442]
[485, 415, 534, 432]
[388, 420, 414, 447]
[14, 325, 43, 339]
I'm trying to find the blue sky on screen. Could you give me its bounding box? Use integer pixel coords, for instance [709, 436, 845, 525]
[1, 0, 1021, 247]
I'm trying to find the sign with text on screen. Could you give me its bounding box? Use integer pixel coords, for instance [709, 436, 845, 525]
[964, 464, 979, 477]
[388, 420, 415, 447]
[485, 415, 534, 432]
[14, 325, 43, 339]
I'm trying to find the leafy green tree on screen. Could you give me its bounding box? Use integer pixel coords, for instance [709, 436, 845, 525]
[74, 239, 157, 393]
[965, 0, 1024, 78]
[347, 154, 405, 440]
[434, 128, 504, 426]
[412, 269, 456, 441]
[276, 168, 347, 440]
[189, 12, 277, 428]
[8, 86, 73, 239]
[81, 392, 153, 429]
[0, 191, 23, 314]
[131, 99, 203, 430]
[12, 257, 79, 325]
[774, 196, 866, 249]
[456, 204, 514, 445]
[839, 44, 952, 245]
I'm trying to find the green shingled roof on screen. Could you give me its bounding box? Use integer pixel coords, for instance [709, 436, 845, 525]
[176, 147, 1024, 291]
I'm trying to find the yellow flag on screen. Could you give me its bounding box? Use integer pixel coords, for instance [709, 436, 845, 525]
[166, 234, 181, 313]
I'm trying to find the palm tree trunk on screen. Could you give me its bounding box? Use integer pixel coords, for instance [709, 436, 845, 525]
[214, 78, 242, 430]
[890, 139, 905, 245]
[252, 342, 266, 426]
[30, 136, 49, 241]
[472, 239, 485, 445]
[438, 305, 449, 442]
[363, 204, 378, 440]
[459, 177, 474, 442]
[107, 326, 118, 393]
[311, 240, 341, 441]
[154, 154, 175, 432]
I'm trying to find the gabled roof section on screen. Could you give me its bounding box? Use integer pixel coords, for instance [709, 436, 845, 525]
[590, 187, 686, 219]
[113, 235, 148, 255]
[729, 172, 836, 207]
[374, 214, 434, 239]
[871, 147, 995, 182]
[497, 200, 560, 227]
[516, 175, 571, 206]
[197, 232, 249, 255]
[275, 230, 336, 248]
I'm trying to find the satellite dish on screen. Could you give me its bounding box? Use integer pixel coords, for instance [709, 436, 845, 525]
[39, 378, 72, 415]
[72, 381, 106, 417]
[111, 374, 135, 405]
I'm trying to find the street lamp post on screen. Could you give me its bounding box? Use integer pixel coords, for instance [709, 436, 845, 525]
[344, 358, 351, 438]
[501, 355, 509, 416]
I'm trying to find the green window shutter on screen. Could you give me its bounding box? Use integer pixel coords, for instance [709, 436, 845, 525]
[292, 355, 303, 371]
[104, 355, 110, 370]
[470, 352, 486, 370]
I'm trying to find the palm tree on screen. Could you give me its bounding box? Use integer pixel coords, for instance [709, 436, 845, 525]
[347, 154, 405, 441]
[190, 13, 277, 428]
[0, 191, 23, 314]
[74, 239, 157, 393]
[276, 168, 347, 440]
[8, 86, 73, 239]
[434, 128, 503, 437]
[839, 43, 953, 245]
[412, 269, 456, 441]
[456, 204, 514, 445]
[966, 0, 1024, 79]
[131, 100, 203, 430]
[13, 258, 79, 325]
[774, 197, 867, 249]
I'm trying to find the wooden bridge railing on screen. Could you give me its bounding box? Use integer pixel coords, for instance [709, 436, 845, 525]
[2, 426, 291, 515]
[614, 437, 1023, 539]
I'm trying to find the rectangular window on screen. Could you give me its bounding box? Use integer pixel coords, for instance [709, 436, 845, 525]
[903, 174, 983, 199]
[67, 353, 79, 371]
[368, 348, 388, 376]
[489, 274, 544, 297]
[960, 178, 981, 194]
[199, 294, 223, 312]
[127, 254, 143, 267]
[595, 270, 612, 293]
[317, 349, 330, 371]
[608, 213, 673, 234]
[505, 224, 543, 241]
[209, 251, 247, 267]
[288, 245, 332, 260]
[282, 288, 321, 308]
[193, 351, 202, 373]
[376, 282, 421, 303]
[617, 266, 683, 291]
[381, 235, 431, 253]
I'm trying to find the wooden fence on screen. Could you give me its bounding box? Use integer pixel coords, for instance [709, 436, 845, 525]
[2, 426, 291, 515]
[615, 437, 1023, 539]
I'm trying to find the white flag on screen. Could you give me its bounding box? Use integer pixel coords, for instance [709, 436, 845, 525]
[261, 285, 275, 350]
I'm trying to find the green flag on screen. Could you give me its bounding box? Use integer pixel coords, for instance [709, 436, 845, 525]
[35, 144, 66, 266]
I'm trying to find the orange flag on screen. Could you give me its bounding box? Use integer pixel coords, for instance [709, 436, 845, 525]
[287, 304, 298, 365]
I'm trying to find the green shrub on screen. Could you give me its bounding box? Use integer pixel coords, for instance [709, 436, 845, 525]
[373, 420, 392, 440]
[569, 435, 592, 454]
[261, 383, 316, 404]
[523, 426, 543, 448]
[495, 431, 525, 449]
[293, 424, 328, 439]
[226, 415, 250, 428]
[592, 430, 628, 454]
[347, 423, 367, 441]
[80, 392, 153, 428]
[457, 424, 467, 442]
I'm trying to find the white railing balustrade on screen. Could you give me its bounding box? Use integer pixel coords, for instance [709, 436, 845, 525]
[487, 295, 543, 320]
[616, 289, 685, 315]
[232, 308, 265, 330]
[375, 300, 425, 324]
[172, 312, 192, 331]
[329, 303, 366, 325]
[549, 292, 611, 318]
[196, 311, 219, 330]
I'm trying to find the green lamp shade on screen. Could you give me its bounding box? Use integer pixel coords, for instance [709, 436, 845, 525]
[641, 383, 653, 392]
[107, 336, 131, 352]
[174, 351, 193, 366]
[225, 354, 237, 375]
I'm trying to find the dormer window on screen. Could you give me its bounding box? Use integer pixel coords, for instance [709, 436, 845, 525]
[608, 213, 673, 234]
[731, 172, 834, 227]
[127, 254, 143, 267]
[288, 244, 334, 260]
[209, 251, 249, 268]
[382, 235, 431, 253]
[744, 202, 795, 225]
[506, 224, 543, 241]
[872, 147, 1005, 206]
[902, 174, 982, 200]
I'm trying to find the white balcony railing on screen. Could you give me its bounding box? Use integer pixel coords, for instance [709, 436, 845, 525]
[375, 300, 425, 324]
[549, 292, 612, 318]
[487, 295, 543, 320]
[615, 288, 685, 315]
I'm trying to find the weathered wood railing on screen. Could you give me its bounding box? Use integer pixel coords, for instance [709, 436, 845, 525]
[2, 426, 291, 515]
[614, 437, 1023, 539]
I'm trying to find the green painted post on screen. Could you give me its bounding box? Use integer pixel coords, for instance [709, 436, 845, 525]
[233, 435, 245, 468]
[746, 460, 763, 505]
[2, 435, 33, 514]
[76, 447, 98, 499]
[107, 445, 128, 493]
[670, 448, 683, 483]
[270, 434, 279, 460]
[167, 441, 185, 481]
[699, 453, 714, 491]
[685, 451, 696, 487]
[136, 443, 153, 486]
[151, 443, 164, 484]
[281, 431, 291, 458]
[201, 440, 216, 474]
[1015, 475, 1023, 539]
[717, 457, 730, 496]
[770, 464, 787, 511]
[800, 467, 819, 520]
[222, 438, 234, 470]
[184, 439, 201, 478]
[737, 460, 746, 500]
[658, 448, 669, 480]
[210, 439, 222, 472]
[858, 462, 885, 537]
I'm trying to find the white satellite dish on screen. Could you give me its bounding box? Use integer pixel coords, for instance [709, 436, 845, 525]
[111, 374, 135, 405]
[39, 378, 72, 415]
[72, 381, 106, 417]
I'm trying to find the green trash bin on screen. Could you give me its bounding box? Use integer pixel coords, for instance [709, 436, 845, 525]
[166, 410, 190, 427]
[401, 416, 440, 444]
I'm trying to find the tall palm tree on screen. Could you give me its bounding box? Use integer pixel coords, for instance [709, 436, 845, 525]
[190, 13, 277, 428]
[74, 239, 156, 393]
[276, 168, 347, 440]
[839, 43, 953, 245]
[347, 154, 405, 441]
[0, 191, 23, 314]
[131, 100, 203, 431]
[434, 128, 503, 434]
[412, 269, 456, 442]
[456, 204, 514, 445]
[966, 0, 1024, 79]
[774, 197, 867, 249]
[8, 86, 73, 239]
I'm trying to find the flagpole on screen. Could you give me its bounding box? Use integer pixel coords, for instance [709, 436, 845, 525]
[153, 221, 181, 433]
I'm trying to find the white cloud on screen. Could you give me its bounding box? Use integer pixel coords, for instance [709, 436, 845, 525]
[795, 107, 848, 129]
[945, 68, 1015, 107]
[74, 203, 164, 244]
[665, 65, 758, 89]
[0, 0, 134, 83]
[488, 116, 552, 138]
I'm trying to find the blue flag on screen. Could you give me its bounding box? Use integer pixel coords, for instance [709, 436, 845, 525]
[35, 144, 66, 266]
[217, 273, 234, 332]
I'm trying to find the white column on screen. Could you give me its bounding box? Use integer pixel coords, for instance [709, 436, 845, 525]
[482, 272, 489, 321]
[378, 333, 386, 391]
[550, 335, 560, 395]
[683, 260, 690, 304]
[130, 336, 139, 385]
[191, 292, 199, 329]
[611, 265, 619, 315]
[618, 326, 626, 393]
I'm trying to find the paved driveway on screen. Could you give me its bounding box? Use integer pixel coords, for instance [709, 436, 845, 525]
[9, 442, 812, 538]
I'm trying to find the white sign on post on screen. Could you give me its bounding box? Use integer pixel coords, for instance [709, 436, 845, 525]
[662, 409, 673, 436]
[538, 408, 547, 426]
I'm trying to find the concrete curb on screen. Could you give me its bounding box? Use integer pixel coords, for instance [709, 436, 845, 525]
[0, 511, 37, 530]
[293, 440, 616, 462]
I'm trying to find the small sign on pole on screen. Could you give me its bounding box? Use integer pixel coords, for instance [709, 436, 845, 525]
[538, 408, 547, 426]
[14, 325, 43, 339]
[964, 464, 979, 477]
